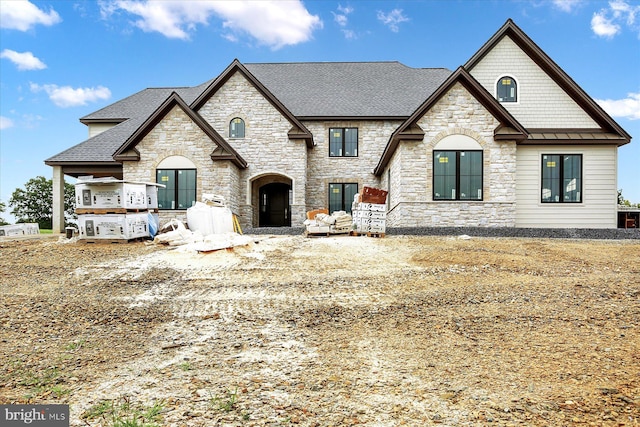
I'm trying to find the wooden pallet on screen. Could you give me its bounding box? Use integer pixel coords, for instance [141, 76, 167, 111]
[349, 231, 386, 238]
[305, 230, 330, 237]
[80, 237, 148, 244]
[76, 208, 150, 215]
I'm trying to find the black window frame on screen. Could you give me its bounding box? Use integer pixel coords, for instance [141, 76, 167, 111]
[497, 76, 517, 103]
[433, 150, 483, 201]
[541, 154, 583, 204]
[328, 182, 358, 214]
[156, 168, 197, 210]
[329, 127, 358, 157]
[229, 117, 245, 138]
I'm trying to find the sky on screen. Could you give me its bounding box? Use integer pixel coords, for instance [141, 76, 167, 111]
[0, 0, 639, 222]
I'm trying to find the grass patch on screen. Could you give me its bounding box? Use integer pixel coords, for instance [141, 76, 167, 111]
[39, 229, 53, 234]
[81, 397, 165, 427]
[64, 339, 87, 351]
[210, 387, 239, 413]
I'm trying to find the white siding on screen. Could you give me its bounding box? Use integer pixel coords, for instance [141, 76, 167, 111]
[515, 145, 618, 228]
[88, 123, 118, 138]
[469, 36, 599, 129]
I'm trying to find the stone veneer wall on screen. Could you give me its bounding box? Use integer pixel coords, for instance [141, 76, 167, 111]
[386, 83, 518, 227]
[304, 120, 401, 212]
[198, 72, 308, 228]
[122, 104, 239, 226]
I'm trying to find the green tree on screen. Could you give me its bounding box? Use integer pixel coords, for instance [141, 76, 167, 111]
[8, 176, 76, 229]
[0, 201, 8, 226]
[618, 189, 639, 208]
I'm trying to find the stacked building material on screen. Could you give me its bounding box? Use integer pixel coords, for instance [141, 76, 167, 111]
[304, 209, 353, 236]
[0, 223, 40, 237]
[351, 186, 388, 236]
[75, 177, 163, 241]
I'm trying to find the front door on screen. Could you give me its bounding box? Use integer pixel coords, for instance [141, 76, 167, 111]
[259, 183, 291, 227]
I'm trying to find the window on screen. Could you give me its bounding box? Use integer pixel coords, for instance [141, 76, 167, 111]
[329, 128, 358, 157]
[329, 183, 358, 214]
[497, 76, 517, 102]
[541, 154, 582, 203]
[229, 118, 245, 138]
[156, 169, 197, 209]
[433, 151, 483, 200]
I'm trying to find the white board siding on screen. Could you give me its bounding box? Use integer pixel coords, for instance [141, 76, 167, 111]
[88, 123, 117, 138]
[515, 145, 618, 228]
[469, 36, 599, 129]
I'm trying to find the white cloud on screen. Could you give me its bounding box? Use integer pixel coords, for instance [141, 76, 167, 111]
[0, 116, 14, 130]
[591, 0, 640, 38]
[377, 9, 409, 33]
[552, 0, 583, 13]
[333, 4, 353, 27]
[0, 0, 61, 31]
[30, 83, 112, 108]
[332, 4, 357, 39]
[0, 49, 46, 70]
[100, 0, 322, 49]
[596, 92, 640, 120]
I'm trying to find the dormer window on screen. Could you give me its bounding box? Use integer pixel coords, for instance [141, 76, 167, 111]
[229, 117, 245, 138]
[497, 76, 517, 102]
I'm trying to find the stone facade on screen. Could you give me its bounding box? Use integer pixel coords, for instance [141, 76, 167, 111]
[191, 72, 308, 228]
[303, 120, 401, 211]
[385, 83, 518, 227]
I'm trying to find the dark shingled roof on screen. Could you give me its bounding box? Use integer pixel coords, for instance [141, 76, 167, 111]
[45, 62, 451, 164]
[46, 82, 211, 164]
[245, 62, 451, 118]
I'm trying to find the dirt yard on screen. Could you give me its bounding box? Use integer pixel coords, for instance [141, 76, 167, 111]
[0, 233, 638, 426]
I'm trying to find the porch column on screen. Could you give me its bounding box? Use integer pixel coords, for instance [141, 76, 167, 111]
[52, 166, 65, 234]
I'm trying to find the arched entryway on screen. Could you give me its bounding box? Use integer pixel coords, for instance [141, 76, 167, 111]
[259, 182, 291, 227]
[251, 174, 293, 227]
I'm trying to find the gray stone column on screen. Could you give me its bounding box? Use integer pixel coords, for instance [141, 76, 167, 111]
[52, 166, 65, 234]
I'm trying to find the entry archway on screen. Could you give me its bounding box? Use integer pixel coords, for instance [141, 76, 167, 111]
[250, 174, 293, 227]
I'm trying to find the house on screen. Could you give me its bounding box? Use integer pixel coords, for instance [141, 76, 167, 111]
[45, 19, 631, 233]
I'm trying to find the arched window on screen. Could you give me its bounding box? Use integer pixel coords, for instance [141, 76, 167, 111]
[497, 76, 517, 102]
[433, 135, 483, 201]
[156, 156, 197, 210]
[229, 117, 245, 138]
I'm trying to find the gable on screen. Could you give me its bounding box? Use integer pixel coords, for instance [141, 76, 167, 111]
[468, 35, 598, 129]
[191, 60, 313, 147]
[113, 92, 247, 168]
[465, 19, 630, 145]
[374, 68, 527, 176]
[198, 71, 289, 135]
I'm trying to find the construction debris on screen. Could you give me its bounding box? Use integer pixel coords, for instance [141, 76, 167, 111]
[74, 177, 163, 242]
[304, 210, 353, 236]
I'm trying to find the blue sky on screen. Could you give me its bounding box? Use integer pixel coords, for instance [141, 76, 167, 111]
[1, 0, 639, 222]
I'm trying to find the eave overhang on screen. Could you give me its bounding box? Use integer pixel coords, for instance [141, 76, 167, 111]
[79, 118, 127, 125]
